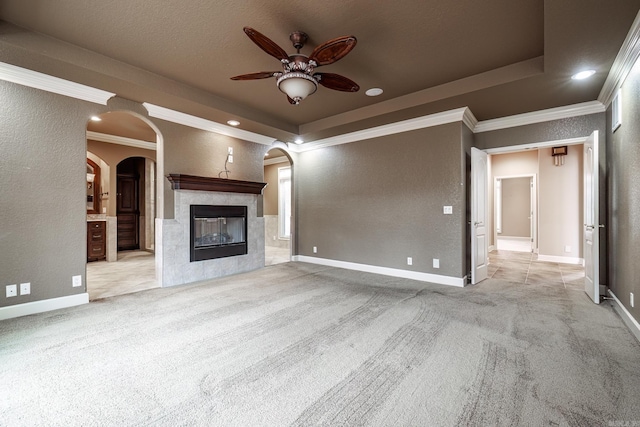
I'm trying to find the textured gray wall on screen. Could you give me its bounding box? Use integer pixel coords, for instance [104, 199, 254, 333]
[0, 80, 100, 308]
[296, 123, 467, 278]
[607, 59, 640, 323]
[157, 122, 267, 219]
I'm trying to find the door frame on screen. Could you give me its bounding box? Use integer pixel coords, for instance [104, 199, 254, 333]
[477, 135, 599, 289]
[494, 174, 537, 253]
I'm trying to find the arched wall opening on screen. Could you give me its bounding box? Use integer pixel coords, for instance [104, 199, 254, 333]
[263, 146, 294, 265]
[85, 109, 162, 299]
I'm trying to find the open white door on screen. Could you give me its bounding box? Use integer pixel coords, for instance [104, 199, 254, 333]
[583, 131, 599, 304]
[471, 147, 488, 284]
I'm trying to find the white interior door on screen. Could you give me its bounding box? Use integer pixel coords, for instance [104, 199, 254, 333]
[530, 176, 536, 253]
[583, 131, 599, 304]
[471, 147, 488, 284]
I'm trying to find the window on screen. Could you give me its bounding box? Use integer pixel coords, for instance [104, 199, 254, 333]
[278, 167, 291, 239]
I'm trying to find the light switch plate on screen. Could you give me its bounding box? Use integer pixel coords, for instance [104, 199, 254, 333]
[443, 206, 453, 214]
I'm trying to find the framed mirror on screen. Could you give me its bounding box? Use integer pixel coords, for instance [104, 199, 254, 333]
[87, 158, 101, 214]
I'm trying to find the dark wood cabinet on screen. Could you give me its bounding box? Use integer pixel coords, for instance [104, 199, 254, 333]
[87, 221, 106, 262]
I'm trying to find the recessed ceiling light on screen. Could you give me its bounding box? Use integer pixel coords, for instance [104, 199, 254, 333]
[90, 116, 102, 122]
[227, 120, 240, 126]
[571, 70, 596, 80]
[365, 88, 384, 97]
[294, 138, 304, 145]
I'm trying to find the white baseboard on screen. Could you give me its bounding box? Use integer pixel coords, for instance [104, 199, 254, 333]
[488, 245, 496, 252]
[608, 289, 640, 342]
[0, 293, 89, 321]
[536, 254, 583, 265]
[293, 255, 465, 287]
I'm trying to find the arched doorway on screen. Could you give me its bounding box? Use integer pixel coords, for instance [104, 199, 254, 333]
[85, 111, 160, 299]
[264, 147, 293, 265]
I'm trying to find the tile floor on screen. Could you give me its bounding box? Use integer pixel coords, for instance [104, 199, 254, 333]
[86, 251, 158, 301]
[86, 246, 292, 300]
[265, 246, 291, 266]
[488, 249, 585, 291]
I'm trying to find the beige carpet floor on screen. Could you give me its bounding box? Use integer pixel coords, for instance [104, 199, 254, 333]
[1, 261, 639, 426]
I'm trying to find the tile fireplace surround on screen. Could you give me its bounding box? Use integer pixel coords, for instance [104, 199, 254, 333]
[156, 175, 266, 287]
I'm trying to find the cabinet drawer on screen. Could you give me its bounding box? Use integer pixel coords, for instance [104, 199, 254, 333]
[89, 221, 105, 230]
[89, 243, 105, 256]
[90, 232, 104, 242]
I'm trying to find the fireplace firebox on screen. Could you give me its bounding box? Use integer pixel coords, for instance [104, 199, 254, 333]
[190, 205, 247, 262]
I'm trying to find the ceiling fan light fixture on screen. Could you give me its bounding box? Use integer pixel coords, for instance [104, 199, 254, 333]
[277, 72, 318, 104]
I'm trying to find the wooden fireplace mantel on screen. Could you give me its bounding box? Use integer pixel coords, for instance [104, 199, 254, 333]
[166, 174, 267, 195]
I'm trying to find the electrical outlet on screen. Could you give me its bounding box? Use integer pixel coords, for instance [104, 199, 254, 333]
[631, 293, 635, 308]
[443, 206, 453, 214]
[6, 284, 17, 298]
[20, 282, 30, 295]
[433, 258, 440, 268]
[313, 246, 317, 254]
[407, 257, 413, 266]
[227, 154, 234, 163]
[72, 275, 82, 287]
[564, 245, 571, 253]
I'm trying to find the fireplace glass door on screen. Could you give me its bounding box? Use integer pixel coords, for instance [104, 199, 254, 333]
[194, 217, 245, 248]
[190, 205, 247, 261]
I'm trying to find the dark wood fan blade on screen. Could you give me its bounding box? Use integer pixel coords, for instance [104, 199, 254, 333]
[309, 36, 357, 66]
[243, 27, 289, 61]
[230, 72, 279, 80]
[314, 73, 360, 92]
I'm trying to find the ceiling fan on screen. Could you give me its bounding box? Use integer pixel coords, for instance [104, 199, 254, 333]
[230, 27, 360, 105]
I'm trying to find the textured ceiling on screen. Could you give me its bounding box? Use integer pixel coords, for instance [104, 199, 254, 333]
[1, 0, 639, 143]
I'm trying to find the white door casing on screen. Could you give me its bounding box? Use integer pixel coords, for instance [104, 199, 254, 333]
[471, 147, 488, 284]
[583, 131, 600, 304]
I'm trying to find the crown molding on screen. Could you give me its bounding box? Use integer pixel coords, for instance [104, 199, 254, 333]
[87, 131, 157, 150]
[142, 103, 277, 146]
[462, 108, 478, 131]
[599, 10, 640, 107]
[473, 101, 605, 133]
[0, 62, 115, 105]
[291, 107, 470, 153]
[263, 156, 289, 165]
